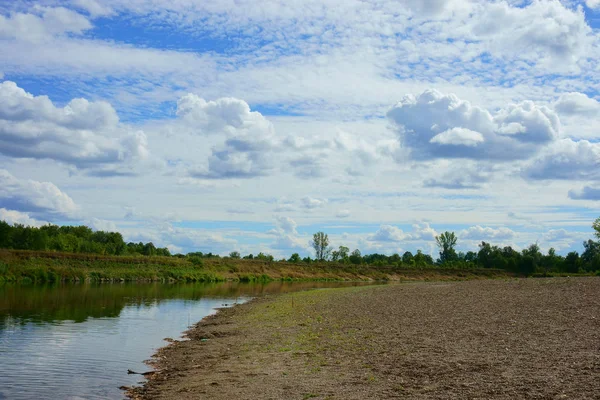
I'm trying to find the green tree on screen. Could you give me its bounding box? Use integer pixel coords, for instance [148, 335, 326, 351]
[0, 220, 12, 248]
[349, 249, 362, 265]
[229, 251, 241, 259]
[593, 217, 600, 240]
[311, 232, 330, 261]
[435, 231, 458, 264]
[331, 246, 349, 262]
[288, 253, 301, 263]
[402, 251, 414, 264]
[414, 250, 434, 266]
[564, 251, 580, 273]
[142, 242, 157, 256]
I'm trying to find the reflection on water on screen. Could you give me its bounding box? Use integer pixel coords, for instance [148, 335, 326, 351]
[0, 281, 371, 399]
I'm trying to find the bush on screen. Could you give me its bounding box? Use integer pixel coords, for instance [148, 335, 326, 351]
[188, 256, 204, 267]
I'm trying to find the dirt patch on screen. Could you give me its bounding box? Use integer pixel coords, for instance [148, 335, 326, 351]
[128, 278, 600, 399]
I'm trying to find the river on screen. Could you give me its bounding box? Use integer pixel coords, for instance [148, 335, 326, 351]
[0, 281, 370, 399]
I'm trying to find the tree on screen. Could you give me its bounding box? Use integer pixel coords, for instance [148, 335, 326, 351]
[593, 217, 600, 240]
[142, 242, 157, 256]
[229, 251, 241, 259]
[414, 250, 434, 266]
[288, 253, 300, 263]
[331, 246, 349, 262]
[311, 232, 330, 261]
[435, 231, 458, 264]
[402, 251, 414, 264]
[349, 249, 362, 265]
[564, 251, 580, 273]
[582, 240, 600, 272]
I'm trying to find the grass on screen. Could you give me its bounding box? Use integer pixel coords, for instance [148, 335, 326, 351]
[0, 249, 517, 284]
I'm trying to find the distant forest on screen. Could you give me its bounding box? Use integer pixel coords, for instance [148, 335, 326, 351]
[1, 218, 599, 276]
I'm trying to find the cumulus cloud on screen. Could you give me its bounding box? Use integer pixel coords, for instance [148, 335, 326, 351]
[568, 186, 600, 201]
[554, 92, 600, 116]
[470, 0, 592, 66]
[176, 95, 273, 136]
[0, 208, 46, 227]
[123, 220, 239, 255]
[387, 89, 560, 161]
[368, 222, 437, 243]
[542, 229, 585, 250]
[0, 6, 91, 43]
[0, 169, 78, 219]
[430, 128, 484, 147]
[0, 81, 151, 175]
[585, 0, 600, 10]
[269, 216, 306, 251]
[459, 226, 515, 241]
[178, 94, 277, 179]
[275, 216, 298, 235]
[523, 139, 600, 181]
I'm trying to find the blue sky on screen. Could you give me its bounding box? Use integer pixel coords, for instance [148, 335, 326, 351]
[1, 0, 600, 257]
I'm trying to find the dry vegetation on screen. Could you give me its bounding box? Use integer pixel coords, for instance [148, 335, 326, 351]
[0, 249, 513, 283]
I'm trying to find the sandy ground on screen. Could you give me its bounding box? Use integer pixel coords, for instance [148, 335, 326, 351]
[128, 278, 600, 399]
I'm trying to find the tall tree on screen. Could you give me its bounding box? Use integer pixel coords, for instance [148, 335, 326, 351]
[593, 217, 600, 240]
[311, 232, 330, 261]
[435, 231, 458, 263]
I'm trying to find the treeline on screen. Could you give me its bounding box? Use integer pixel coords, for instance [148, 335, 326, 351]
[297, 241, 600, 276]
[1, 218, 600, 277]
[0, 221, 171, 256]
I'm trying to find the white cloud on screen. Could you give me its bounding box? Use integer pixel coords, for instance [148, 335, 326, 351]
[300, 196, 327, 209]
[0, 169, 78, 218]
[72, 0, 114, 17]
[459, 225, 515, 241]
[0, 208, 46, 227]
[86, 218, 118, 232]
[0, 81, 152, 175]
[585, 0, 600, 10]
[368, 222, 437, 243]
[523, 139, 600, 181]
[176, 95, 274, 136]
[470, 0, 593, 67]
[568, 186, 600, 201]
[269, 216, 306, 251]
[387, 89, 560, 161]
[275, 216, 298, 235]
[369, 225, 406, 242]
[430, 128, 484, 147]
[554, 92, 600, 116]
[336, 209, 351, 218]
[0, 6, 91, 43]
[178, 94, 278, 179]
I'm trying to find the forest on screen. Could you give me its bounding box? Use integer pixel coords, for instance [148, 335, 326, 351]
[1, 218, 599, 277]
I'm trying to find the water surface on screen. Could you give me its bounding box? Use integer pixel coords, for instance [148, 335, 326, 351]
[0, 281, 368, 399]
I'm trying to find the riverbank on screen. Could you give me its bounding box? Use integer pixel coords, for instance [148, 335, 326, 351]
[0, 250, 515, 283]
[129, 277, 600, 399]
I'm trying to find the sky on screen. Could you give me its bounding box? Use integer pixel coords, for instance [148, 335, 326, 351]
[1, 0, 600, 258]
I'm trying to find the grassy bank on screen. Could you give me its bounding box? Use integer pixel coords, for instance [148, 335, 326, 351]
[0, 249, 516, 284]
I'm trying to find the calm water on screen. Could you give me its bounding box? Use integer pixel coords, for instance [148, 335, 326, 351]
[0, 281, 368, 399]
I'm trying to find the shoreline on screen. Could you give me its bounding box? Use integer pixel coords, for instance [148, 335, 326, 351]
[127, 277, 600, 399]
[124, 292, 275, 399]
